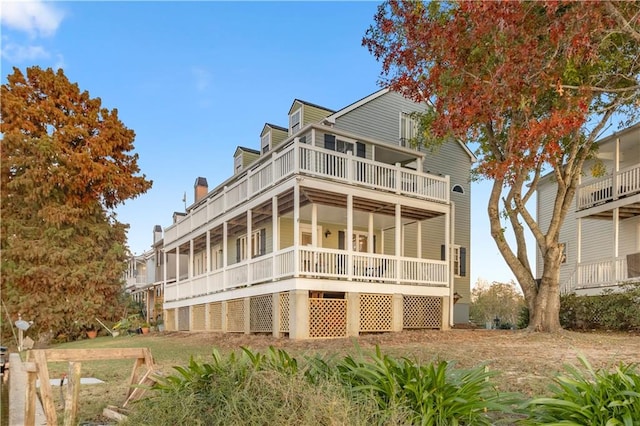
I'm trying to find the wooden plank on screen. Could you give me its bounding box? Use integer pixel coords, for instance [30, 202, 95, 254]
[126, 358, 143, 398]
[25, 369, 37, 426]
[63, 362, 81, 426]
[102, 406, 128, 422]
[33, 350, 58, 426]
[122, 368, 157, 408]
[43, 348, 147, 362]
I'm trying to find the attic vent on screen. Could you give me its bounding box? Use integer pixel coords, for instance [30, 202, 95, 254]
[452, 184, 465, 194]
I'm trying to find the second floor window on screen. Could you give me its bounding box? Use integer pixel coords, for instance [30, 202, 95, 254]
[234, 155, 242, 174]
[236, 229, 266, 261]
[324, 134, 365, 158]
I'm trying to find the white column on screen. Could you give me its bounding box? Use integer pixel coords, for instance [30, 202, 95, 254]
[447, 202, 454, 327]
[368, 213, 374, 253]
[614, 207, 619, 283]
[614, 137, 620, 199]
[247, 209, 252, 284]
[347, 194, 354, 280]
[206, 230, 211, 273]
[416, 220, 422, 258]
[223, 221, 228, 290]
[395, 203, 401, 283]
[175, 246, 180, 283]
[189, 239, 194, 278]
[293, 184, 300, 277]
[272, 196, 279, 280]
[311, 203, 318, 247]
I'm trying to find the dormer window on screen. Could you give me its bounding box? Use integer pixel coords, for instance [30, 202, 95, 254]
[234, 155, 242, 174]
[261, 132, 271, 154]
[289, 109, 301, 134]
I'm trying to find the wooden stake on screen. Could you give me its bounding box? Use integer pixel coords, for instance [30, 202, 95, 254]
[63, 362, 81, 426]
[33, 350, 57, 426]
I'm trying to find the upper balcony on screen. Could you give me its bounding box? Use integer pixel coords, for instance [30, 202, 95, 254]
[576, 163, 640, 211]
[164, 124, 450, 246]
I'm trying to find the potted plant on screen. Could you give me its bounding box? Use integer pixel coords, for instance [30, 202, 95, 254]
[140, 322, 150, 335]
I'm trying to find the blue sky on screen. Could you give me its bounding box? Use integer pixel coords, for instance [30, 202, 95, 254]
[1, 1, 528, 286]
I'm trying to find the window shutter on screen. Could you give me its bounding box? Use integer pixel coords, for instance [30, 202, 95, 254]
[338, 231, 345, 250]
[440, 244, 445, 261]
[324, 134, 336, 151]
[236, 239, 241, 263]
[356, 142, 365, 158]
[460, 247, 466, 277]
[260, 229, 266, 256]
[373, 235, 377, 253]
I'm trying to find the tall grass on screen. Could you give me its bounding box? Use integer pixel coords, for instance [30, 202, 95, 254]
[522, 356, 640, 425]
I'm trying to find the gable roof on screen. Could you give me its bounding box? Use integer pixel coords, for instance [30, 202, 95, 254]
[288, 99, 335, 115]
[234, 146, 260, 157]
[261, 122, 288, 135]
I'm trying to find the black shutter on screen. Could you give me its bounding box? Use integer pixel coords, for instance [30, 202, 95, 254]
[440, 244, 446, 261]
[460, 247, 466, 277]
[338, 231, 345, 250]
[356, 142, 366, 158]
[373, 235, 377, 254]
[236, 238, 241, 262]
[260, 229, 266, 256]
[324, 134, 336, 151]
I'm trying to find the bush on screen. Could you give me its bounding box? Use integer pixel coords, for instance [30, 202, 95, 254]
[560, 282, 640, 331]
[523, 356, 640, 424]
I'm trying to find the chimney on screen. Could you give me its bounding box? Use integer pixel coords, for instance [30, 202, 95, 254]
[153, 225, 163, 245]
[194, 177, 208, 203]
[173, 212, 186, 223]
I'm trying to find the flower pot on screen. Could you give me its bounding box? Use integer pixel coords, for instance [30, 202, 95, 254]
[87, 330, 98, 339]
[141, 327, 150, 335]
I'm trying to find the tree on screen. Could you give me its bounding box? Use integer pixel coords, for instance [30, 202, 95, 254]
[363, 1, 640, 331]
[470, 280, 525, 328]
[1, 66, 152, 340]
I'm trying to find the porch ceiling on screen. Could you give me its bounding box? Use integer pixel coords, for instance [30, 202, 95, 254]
[586, 201, 640, 220]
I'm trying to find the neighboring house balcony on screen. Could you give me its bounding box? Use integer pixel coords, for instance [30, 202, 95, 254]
[563, 125, 640, 294]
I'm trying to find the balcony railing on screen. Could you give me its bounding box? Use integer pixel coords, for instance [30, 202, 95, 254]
[567, 256, 630, 290]
[164, 137, 449, 246]
[577, 163, 640, 210]
[164, 247, 449, 302]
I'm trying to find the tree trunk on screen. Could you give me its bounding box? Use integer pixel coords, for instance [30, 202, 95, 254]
[528, 246, 563, 332]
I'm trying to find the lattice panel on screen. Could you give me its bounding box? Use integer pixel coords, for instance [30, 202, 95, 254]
[250, 295, 273, 333]
[309, 298, 347, 338]
[192, 304, 206, 331]
[178, 307, 190, 331]
[227, 299, 245, 333]
[209, 302, 222, 331]
[360, 294, 393, 332]
[165, 309, 176, 331]
[403, 296, 442, 329]
[280, 292, 290, 333]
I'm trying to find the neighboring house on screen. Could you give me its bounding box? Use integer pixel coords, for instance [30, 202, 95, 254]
[125, 225, 168, 324]
[536, 122, 640, 295]
[161, 88, 475, 338]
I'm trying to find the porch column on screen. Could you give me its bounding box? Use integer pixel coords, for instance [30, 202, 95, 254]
[391, 293, 403, 332]
[441, 296, 451, 330]
[272, 292, 281, 338]
[368, 213, 374, 253]
[247, 209, 252, 284]
[175, 246, 180, 283]
[223, 221, 228, 290]
[312, 203, 318, 247]
[395, 203, 401, 284]
[244, 297, 251, 335]
[189, 240, 194, 278]
[346, 292, 360, 337]
[577, 217, 582, 289]
[447, 202, 454, 327]
[614, 207, 619, 283]
[289, 289, 309, 339]
[614, 136, 620, 199]
[293, 184, 300, 277]
[347, 194, 354, 280]
[206, 230, 210, 273]
[272, 196, 279, 280]
[416, 220, 422, 258]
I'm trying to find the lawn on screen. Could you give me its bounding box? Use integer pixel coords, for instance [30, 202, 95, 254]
[42, 329, 639, 424]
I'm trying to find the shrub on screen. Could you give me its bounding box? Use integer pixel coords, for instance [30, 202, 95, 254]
[523, 356, 640, 425]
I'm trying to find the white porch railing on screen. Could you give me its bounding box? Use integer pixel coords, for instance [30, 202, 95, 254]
[565, 256, 629, 290]
[577, 163, 640, 210]
[164, 137, 449, 246]
[164, 247, 449, 302]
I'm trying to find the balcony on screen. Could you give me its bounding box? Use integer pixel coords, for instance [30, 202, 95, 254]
[164, 246, 448, 303]
[577, 163, 640, 211]
[164, 129, 449, 246]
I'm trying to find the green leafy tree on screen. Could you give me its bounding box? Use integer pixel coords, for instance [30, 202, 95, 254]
[470, 280, 525, 328]
[1, 66, 152, 340]
[363, 1, 640, 331]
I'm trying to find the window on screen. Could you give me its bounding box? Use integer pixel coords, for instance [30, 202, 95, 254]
[452, 184, 465, 194]
[234, 155, 242, 174]
[400, 112, 418, 147]
[560, 243, 567, 264]
[261, 132, 270, 154]
[236, 229, 266, 261]
[324, 134, 365, 158]
[441, 244, 466, 277]
[290, 109, 301, 134]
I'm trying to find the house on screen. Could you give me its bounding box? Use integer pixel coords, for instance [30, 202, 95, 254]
[160, 88, 475, 338]
[536, 122, 640, 294]
[124, 225, 168, 324]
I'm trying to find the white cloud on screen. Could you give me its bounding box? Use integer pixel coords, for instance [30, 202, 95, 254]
[1, 40, 49, 62]
[191, 67, 212, 92]
[1, 0, 65, 37]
